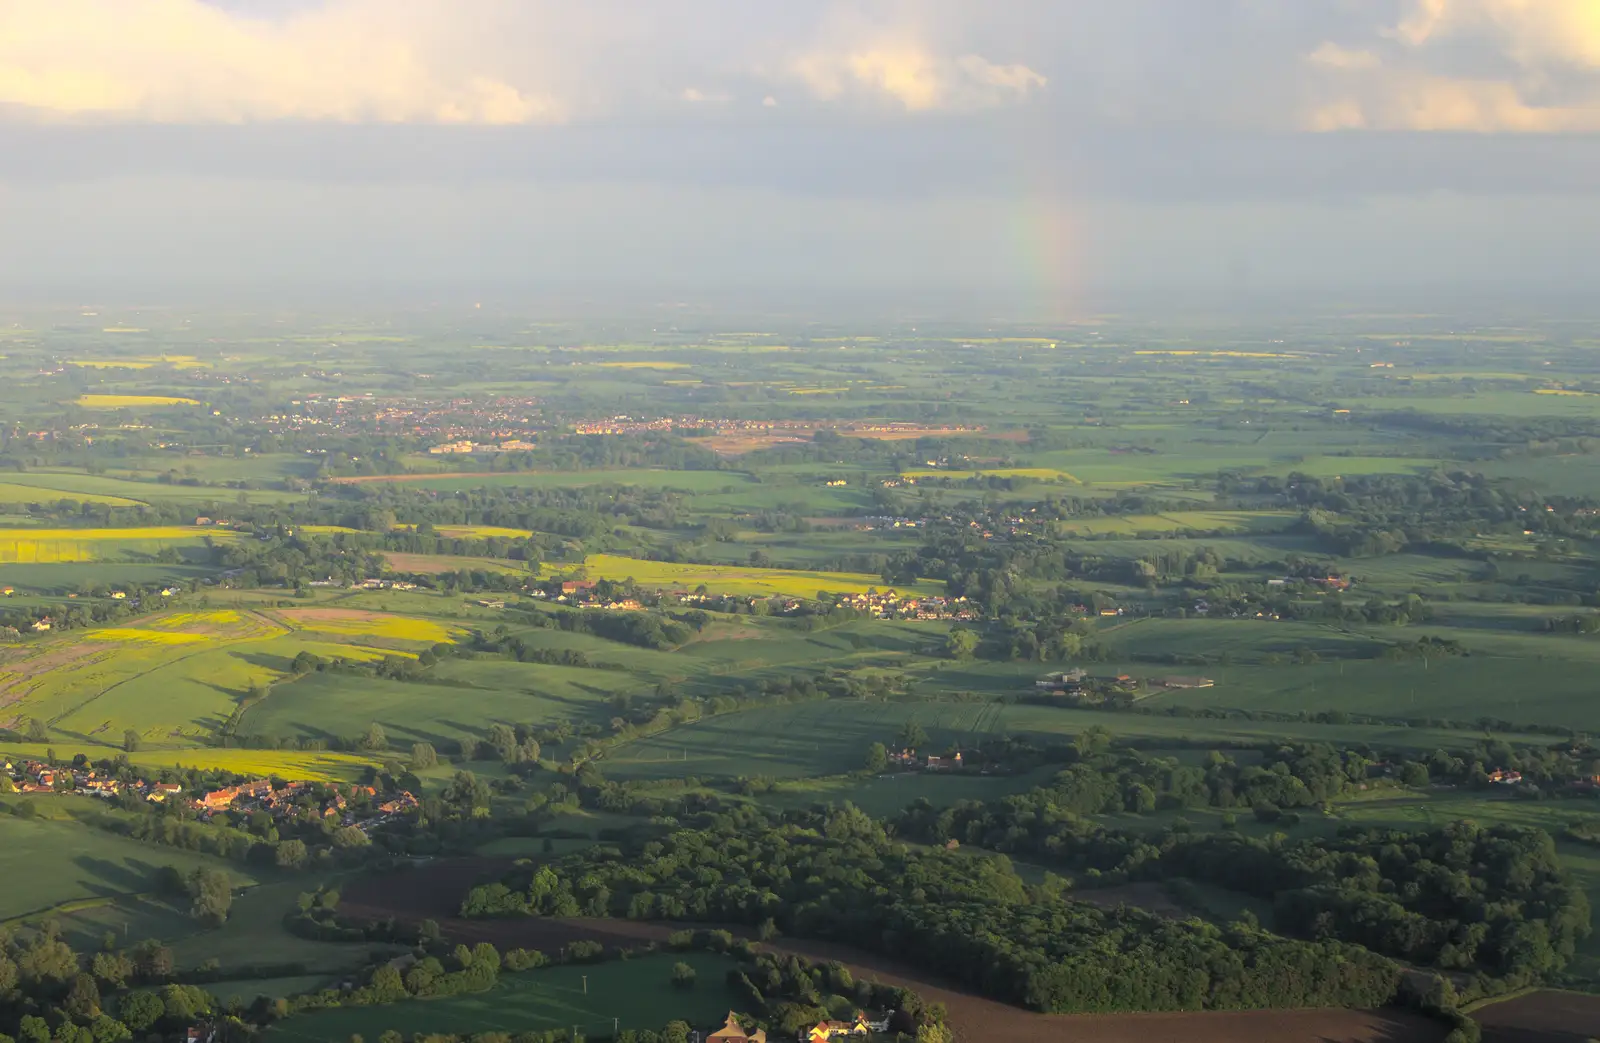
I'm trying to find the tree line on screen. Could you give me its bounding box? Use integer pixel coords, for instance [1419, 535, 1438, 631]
[459, 804, 1402, 1015]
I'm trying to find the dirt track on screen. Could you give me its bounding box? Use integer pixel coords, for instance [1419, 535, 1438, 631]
[341, 860, 1446, 1043]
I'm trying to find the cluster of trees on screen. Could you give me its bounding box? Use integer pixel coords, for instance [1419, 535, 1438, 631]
[460, 805, 1402, 1014]
[1541, 613, 1600, 634]
[718, 944, 943, 1038]
[269, 912, 949, 1043]
[1234, 470, 1582, 557]
[468, 630, 618, 670]
[895, 788, 1590, 981]
[0, 588, 187, 639]
[543, 609, 704, 651]
[0, 924, 254, 1043]
[1060, 698, 1582, 741]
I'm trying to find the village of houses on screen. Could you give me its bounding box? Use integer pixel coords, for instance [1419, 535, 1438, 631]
[533, 578, 980, 622]
[2, 756, 418, 830]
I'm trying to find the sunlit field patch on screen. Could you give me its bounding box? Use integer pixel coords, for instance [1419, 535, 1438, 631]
[425, 525, 533, 539]
[591, 361, 690, 369]
[84, 628, 209, 645]
[70, 355, 210, 370]
[561, 553, 940, 598]
[153, 611, 241, 628]
[901, 467, 1079, 482]
[274, 609, 461, 643]
[76, 394, 201, 407]
[0, 743, 380, 784]
[0, 526, 234, 563]
[0, 483, 144, 507]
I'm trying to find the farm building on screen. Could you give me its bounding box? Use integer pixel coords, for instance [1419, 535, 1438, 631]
[705, 1011, 766, 1043]
[805, 1011, 879, 1041]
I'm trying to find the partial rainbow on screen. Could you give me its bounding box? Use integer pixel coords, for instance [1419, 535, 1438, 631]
[1010, 160, 1083, 326]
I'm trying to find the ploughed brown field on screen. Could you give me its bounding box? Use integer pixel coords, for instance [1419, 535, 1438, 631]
[341, 859, 1451, 1043]
[1472, 990, 1600, 1043]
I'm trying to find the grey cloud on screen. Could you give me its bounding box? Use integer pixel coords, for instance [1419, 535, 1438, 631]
[0, 122, 1597, 201]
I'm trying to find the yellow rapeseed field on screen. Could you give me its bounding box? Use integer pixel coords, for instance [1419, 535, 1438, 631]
[901, 467, 1080, 482]
[567, 553, 939, 598]
[285, 639, 417, 663]
[71, 355, 210, 370]
[76, 394, 201, 408]
[0, 743, 380, 783]
[86, 628, 209, 645]
[284, 612, 460, 643]
[428, 525, 532, 539]
[0, 526, 229, 563]
[154, 610, 242, 627]
[593, 360, 690, 369]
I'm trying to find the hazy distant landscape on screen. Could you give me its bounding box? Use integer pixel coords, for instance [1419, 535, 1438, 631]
[5, 1, 1600, 1040]
[0, 307, 1593, 1042]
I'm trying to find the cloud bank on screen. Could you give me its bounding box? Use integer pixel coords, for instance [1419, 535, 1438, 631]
[1306, 0, 1600, 131]
[0, 0, 1046, 123]
[0, 0, 1592, 132]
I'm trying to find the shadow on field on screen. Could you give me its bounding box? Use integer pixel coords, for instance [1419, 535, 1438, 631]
[438, 719, 491, 741]
[232, 650, 295, 673]
[74, 855, 167, 897]
[385, 724, 464, 749]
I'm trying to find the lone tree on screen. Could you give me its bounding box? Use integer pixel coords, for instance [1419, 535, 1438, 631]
[25, 717, 47, 743]
[359, 722, 388, 751]
[670, 962, 697, 989]
[186, 867, 233, 926]
[943, 627, 978, 660]
[123, 729, 141, 753]
[864, 742, 888, 773]
[897, 720, 928, 750]
[410, 742, 438, 769]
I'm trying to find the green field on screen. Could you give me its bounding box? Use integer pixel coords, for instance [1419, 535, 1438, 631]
[270, 952, 746, 1042]
[0, 470, 303, 504]
[1050, 510, 1294, 536]
[598, 698, 1544, 781]
[347, 470, 753, 493]
[0, 812, 257, 923]
[0, 481, 146, 506]
[238, 659, 655, 748]
[168, 879, 375, 976]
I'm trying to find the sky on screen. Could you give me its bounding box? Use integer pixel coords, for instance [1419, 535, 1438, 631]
[1, 0, 1598, 314]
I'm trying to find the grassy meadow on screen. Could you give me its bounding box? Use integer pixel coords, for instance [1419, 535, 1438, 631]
[271, 952, 747, 1043]
[0, 812, 257, 924]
